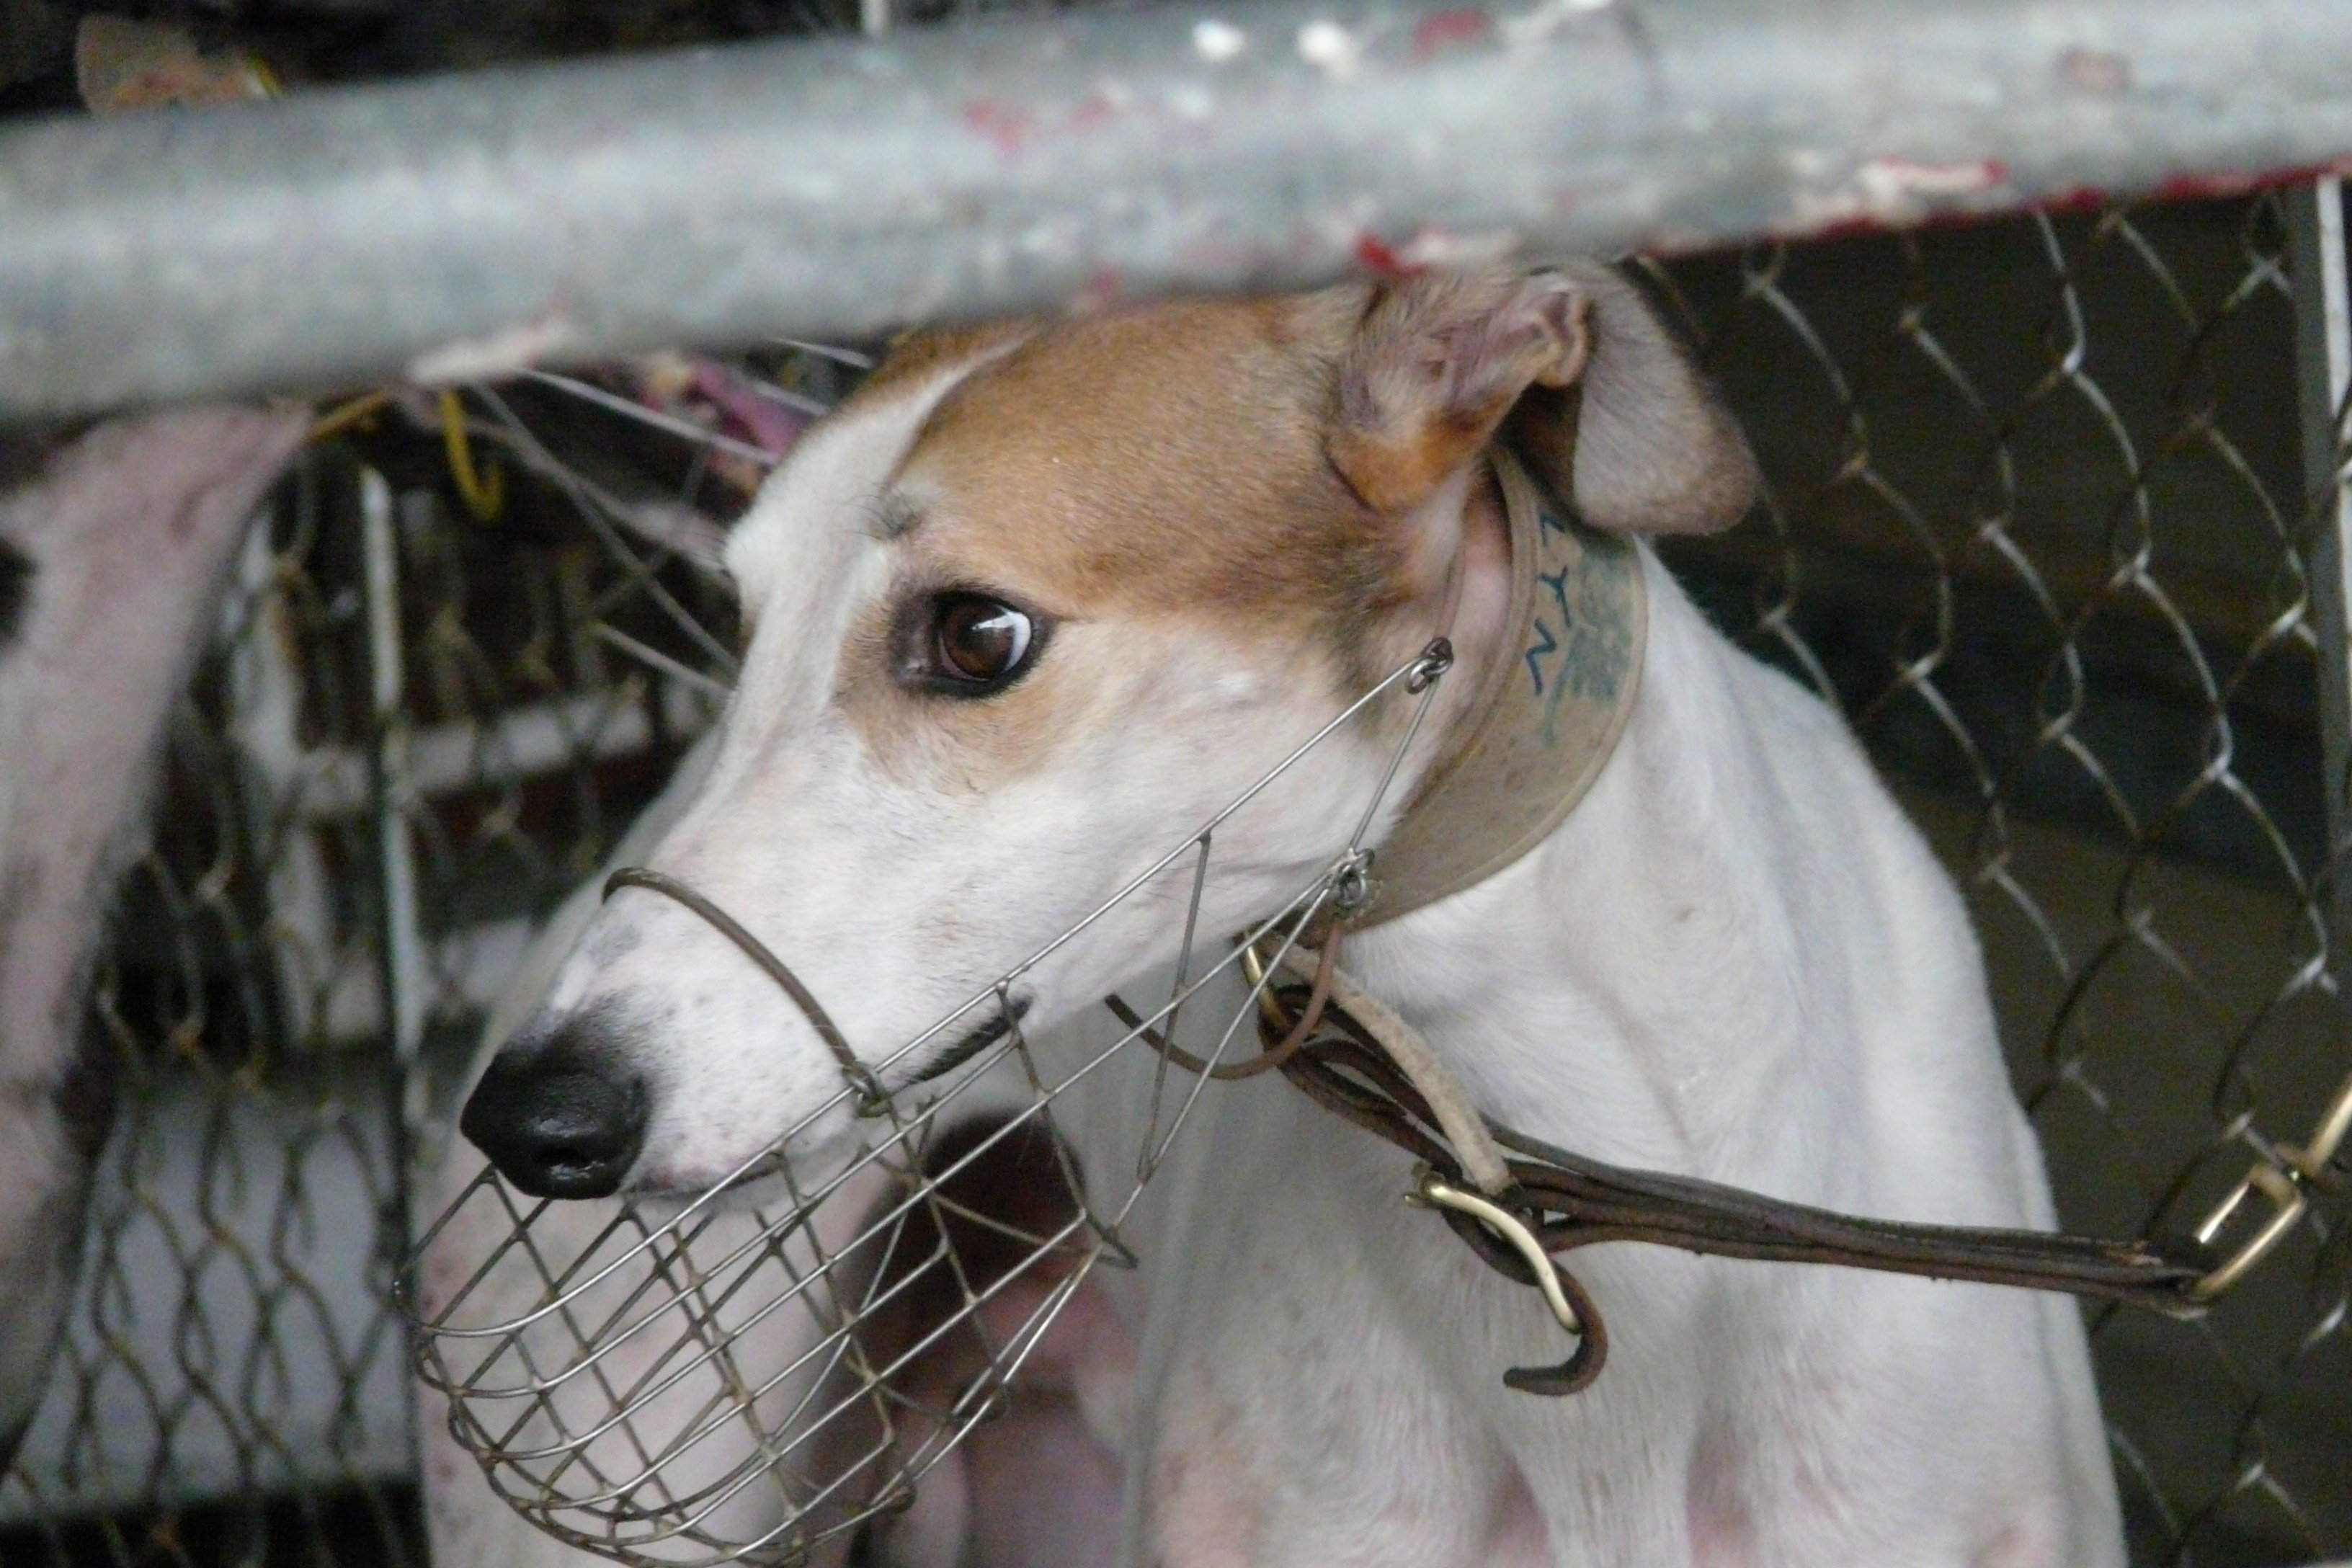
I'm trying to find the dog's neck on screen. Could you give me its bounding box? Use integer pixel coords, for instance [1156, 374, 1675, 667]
[1346, 555, 1831, 1185]
[1362, 449, 1645, 928]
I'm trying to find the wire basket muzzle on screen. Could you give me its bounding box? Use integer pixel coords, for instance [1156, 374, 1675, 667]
[399, 645, 1447, 1565]
[409, 1064, 1118, 1564]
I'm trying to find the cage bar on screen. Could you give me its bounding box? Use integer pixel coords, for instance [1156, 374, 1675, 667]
[4, 0, 2352, 419]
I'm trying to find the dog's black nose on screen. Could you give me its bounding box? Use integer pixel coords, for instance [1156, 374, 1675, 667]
[460, 1017, 648, 1200]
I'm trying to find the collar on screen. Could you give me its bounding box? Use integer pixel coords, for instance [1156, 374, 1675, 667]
[1356, 445, 1647, 928]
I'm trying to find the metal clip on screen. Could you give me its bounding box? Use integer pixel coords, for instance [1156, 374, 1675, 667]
[1239, 934, 1291, 1033]
[1407, 638, 1455, 693]
[2190, 1162, 2310, 1303]
[2187, 1066, 2352, 1303]
[1409, 1169, 1581, 1337]
[2278, 1066, 2352, 1190]
[1330, 849, 1376, 918]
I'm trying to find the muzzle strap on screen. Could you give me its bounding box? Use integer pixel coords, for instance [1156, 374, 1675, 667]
[603, 865, 888, 1113]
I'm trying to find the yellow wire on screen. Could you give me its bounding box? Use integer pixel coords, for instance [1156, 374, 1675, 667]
[437, 390, 506, 522]
[308, 391, 389, 443]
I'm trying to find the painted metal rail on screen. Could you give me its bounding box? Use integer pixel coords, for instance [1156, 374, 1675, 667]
[3, 0, 2352, 418]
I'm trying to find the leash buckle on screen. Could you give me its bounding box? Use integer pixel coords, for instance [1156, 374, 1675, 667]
[2188, 1162, 2308, 1304]
[1405, 1166, 1604, 1396]
[2187, 1065, 2352, 1303]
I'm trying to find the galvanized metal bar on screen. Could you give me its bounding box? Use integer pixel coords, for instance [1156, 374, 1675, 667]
[4, 0, 2352, 419]
[2291, 179, 2352, 873]
[362, 468, 427, 1069]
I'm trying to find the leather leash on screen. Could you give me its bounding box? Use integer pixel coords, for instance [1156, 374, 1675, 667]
[1194, 444, 2346, 1396]
[1182, 952, 2345, 1397]
[1109, 930, 2339, 1396]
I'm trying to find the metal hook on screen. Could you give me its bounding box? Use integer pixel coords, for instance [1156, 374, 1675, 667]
[1408, 1167, 1605, 1395]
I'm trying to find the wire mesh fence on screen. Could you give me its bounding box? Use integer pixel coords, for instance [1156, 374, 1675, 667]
[0, 355, 795, 1564]
[1651, 192, 2352, 1565]
[1, 190, 2348, 1568]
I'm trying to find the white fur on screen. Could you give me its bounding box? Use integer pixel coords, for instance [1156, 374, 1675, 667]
[463, 353, 2121, 1566]
[1135, 559, 2119, 1567]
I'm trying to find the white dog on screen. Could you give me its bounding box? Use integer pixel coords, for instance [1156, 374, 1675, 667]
[448, 266, 2122, 1567]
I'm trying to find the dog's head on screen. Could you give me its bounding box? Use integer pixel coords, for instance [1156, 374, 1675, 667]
[458, 266, 1756, 1198]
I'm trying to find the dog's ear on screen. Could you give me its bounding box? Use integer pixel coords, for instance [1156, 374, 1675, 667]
[1326, 264, 1757, 535]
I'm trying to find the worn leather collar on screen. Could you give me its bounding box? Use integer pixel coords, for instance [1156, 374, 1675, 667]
[1358, 446, 1647, 928]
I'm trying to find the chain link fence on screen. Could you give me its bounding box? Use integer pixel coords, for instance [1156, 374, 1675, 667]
[1651, 192, 2352, 1565]
[0, 356, 798, 1563]
[1, 190, 2348, 1567]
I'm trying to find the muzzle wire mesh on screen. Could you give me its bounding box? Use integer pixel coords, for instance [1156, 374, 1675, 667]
[398, 643, 1450, 1566]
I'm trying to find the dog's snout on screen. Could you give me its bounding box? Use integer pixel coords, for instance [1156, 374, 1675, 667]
[460, 1014, 649, 1200]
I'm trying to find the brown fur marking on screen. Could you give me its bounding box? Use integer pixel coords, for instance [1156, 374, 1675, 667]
[814, 270, 1752, 792]
[833, 298, 1404, 789]
[849, 322, 1040, 407]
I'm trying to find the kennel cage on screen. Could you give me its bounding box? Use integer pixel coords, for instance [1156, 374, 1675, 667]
[3, 1, 2352, 1564]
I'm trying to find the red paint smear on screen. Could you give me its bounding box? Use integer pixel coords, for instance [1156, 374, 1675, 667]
[1353, 233, 1429, 281]
[1801, 216, 1894, 244]
[1069, 267, 1125, 315]
[1791, 159, 2347, 246]
[963, 99, 1035, 158]
[2026, 184, 2113, 217]
[1412, 9, 1492, 57]
[1069, 92, 1121, 132]
[2150, 165, 2340, 202]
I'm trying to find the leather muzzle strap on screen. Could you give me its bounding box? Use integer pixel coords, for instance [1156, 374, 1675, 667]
[1360, 447, 1645, 927]
[605, 866, 888, 1113]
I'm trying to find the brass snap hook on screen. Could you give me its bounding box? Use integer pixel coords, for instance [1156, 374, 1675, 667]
[2186, 1065, 2352, 1303]
[1407, 1167, 1605, 1395]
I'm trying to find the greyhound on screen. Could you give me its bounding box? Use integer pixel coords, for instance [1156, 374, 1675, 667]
[0, 409, 307, 1468]
[447, 266, 2122, 1567]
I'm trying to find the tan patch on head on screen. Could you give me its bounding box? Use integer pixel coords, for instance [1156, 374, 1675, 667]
[831, 293, 1558, 796]
[831, 297, 1412, 790]
[850, 321, 1039, 406]
[899, 298, 1396, 627]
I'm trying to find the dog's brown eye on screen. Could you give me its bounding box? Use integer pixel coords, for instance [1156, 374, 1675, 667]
[929, 593, 1038, 689]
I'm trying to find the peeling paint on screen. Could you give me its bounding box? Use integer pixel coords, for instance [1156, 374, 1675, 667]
[963, 99, 1035, 158]
[1395, 225, 1521, 267]
[1848, 155, 2011, 220]
[1069, 90, 1123, 131]
[7, 0, 2351, 422]
[1413, 9, 1494, 58]
[1352, 232, 1425, 280]
[2152, 165, 2340, 201]
[1191, 19, 1247, 62]
[408, 313, 579, 386]
[1066, 267, 1125, 315]
[1296, 19, 1363, 76]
